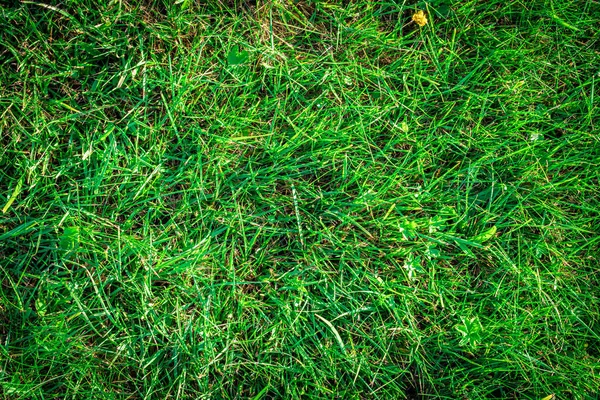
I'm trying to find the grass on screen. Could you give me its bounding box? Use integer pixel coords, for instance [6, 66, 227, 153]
[1, 0, 599, 398]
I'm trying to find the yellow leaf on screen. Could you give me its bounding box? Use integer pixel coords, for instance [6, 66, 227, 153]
[541, 395, 554, 400]
[413, 10, 428, 27]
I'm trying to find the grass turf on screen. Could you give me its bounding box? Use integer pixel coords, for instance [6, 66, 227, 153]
[1, 0, 599, 398]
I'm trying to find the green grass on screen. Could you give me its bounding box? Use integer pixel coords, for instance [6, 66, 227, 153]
[1, 0, 599, 398]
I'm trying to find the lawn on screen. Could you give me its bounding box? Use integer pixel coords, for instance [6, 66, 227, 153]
[1, 0, 599, 398]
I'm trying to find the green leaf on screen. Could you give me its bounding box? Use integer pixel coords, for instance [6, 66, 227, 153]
[455, 316, 483, 347]
[35, 296, 47, 317]
[399, 220, 418, 240]
[403, 254, 424, 280]
[426, 246, 440, 259]
[2, 176, 23, 213]
[428, 215, 446, 233]
[400, 121, 409, 133]
[174, 0, 191, 9]
[471, 225, 497, 243]
[227, 46, 249, 66]
[60, 226, 80, 251]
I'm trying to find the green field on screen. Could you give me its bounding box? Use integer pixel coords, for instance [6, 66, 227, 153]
[1, 1, 599, 398]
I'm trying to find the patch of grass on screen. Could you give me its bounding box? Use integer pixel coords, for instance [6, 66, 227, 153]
[1, 0, 599, 398]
